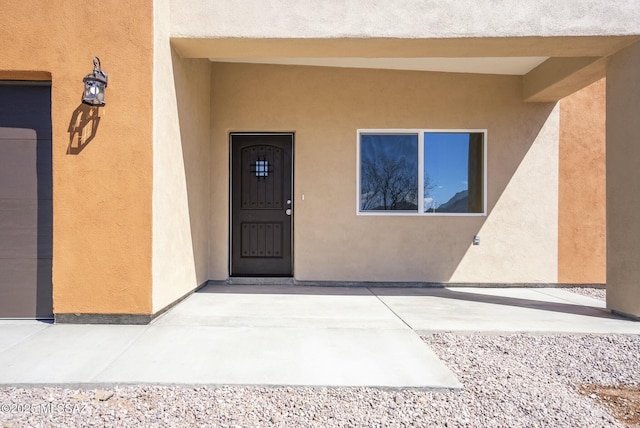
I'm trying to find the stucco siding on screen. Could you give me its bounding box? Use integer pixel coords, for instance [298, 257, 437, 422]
[0, 0, 154, 314]
[171, 0, 640, 39]
[2, 0, 635, 318]
[558, 79, 606, 284]
[211, 62, 559, 283]
[450, 106, 559, 283]
[606, 40, 640, 317]
[152, 0, 211, 312]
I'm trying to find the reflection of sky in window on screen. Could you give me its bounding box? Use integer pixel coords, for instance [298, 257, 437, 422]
[424, 133, 469, 211]
[361, 134, 418, 166]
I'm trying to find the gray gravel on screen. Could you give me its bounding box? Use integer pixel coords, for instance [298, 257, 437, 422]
[566, 287, 606, 301]
[1, 333, 638, 427]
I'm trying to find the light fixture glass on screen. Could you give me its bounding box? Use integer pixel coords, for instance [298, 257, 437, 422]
[82, 57, 108, 107]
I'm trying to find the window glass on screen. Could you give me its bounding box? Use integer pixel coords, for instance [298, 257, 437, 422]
[360, 134, 418, 211]
[254, 160, 269, 177]
[424, 132, 483, 213]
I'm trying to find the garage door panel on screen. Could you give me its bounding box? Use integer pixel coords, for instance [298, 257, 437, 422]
[0, 128, 37, 140]
[0, 137, 37, 160]
[0, 259, 37, 317]
[0, 163, 52, 199]
[0, 113, 52, 133]
[0, 130, 51, 140]
[0, 105, 52, 115]
[36, 163, 53, 201]
[0, 84, 52, 319]
[0, 99, 50, 114]
[0, 258, 52, 318]
[0, 86, 50, 110]
[0, 136, 52, 163]
[0, 199, 52, 259]
[0, 112, 51, 124]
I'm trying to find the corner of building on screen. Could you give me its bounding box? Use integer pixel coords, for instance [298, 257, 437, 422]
[151, 0, 212, 314]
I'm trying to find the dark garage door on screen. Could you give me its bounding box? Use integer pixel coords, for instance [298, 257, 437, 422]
[0, 83, 53, 319]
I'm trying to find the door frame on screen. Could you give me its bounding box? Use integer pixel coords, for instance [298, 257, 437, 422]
[228, 132, 295, 277]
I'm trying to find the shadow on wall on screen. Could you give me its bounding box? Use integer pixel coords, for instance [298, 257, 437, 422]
[442, 102, 559, 283]
[67, 103, 101, 155]
[210, 64, 559, 282]
[170, 48, 211, 284]
[206, 63, 562, 282]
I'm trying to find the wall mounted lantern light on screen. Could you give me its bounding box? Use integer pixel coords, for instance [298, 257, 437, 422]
[82, 57, 108, 107]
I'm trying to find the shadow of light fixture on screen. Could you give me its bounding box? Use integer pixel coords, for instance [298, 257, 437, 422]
[67, 104, 101, 155]
[82, 57, 108, 107]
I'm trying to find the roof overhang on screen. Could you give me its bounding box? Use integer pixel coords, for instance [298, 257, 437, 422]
[171, 36, 640, 101]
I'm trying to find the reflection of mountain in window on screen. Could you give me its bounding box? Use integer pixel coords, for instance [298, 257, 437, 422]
[424, 132, 484, 213]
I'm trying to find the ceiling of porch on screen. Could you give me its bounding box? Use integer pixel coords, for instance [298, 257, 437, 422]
[208, 56, 549, 76]
[172, 36, 640, 101]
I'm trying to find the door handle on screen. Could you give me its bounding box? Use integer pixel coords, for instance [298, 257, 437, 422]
[285, 208, 292, 216]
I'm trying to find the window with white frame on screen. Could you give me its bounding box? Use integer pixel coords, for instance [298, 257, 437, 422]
[358, 130, 486, 215]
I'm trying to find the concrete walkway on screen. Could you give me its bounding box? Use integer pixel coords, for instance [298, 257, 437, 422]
[0, 286, 637, 389]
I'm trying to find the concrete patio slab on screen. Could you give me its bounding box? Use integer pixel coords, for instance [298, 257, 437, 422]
[374, 287, 640, 334]
[93, 326, 461, 388]
[0, 320, 50, 353]
[532, 288, 606, 307]
[0, 285, 637, 388]
[156, 285, 406, 329]
[0, 325, 146, 383]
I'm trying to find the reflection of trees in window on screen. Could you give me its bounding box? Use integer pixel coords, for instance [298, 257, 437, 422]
[359, 130, 485, 214]
[360, 133, 419, 211]
[361, 155, 418, 211]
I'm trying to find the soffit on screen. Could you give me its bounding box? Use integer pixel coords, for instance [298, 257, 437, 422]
[173, 35, 638, 76]
[208, 56, 549, 75]
[173, 36, 638, 59]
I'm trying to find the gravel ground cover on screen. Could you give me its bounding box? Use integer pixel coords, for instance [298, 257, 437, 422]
[566, 287, 606, 301]
[580, 384, 640, 427]
[1, 332, 638, 427]
[0, 287, 632, 427]
[564, 286, 640, 426]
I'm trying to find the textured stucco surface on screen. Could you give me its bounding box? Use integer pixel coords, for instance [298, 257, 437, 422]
[172, 37, 639, 62]
[0, 1, 154, 314]
[558, 79, 606, 284]
[1, 1, 636, 317]
[449, 106, 559, 283]
[152, 0, 211, 312]
[171, 0, 640, 39]
[606, 41, 640, 317]
[523, 57, 608, 102]
[210, 63, 559, 283]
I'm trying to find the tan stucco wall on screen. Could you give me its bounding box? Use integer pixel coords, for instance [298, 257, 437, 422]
[152, 1, 211, 312]
[606, 41, 640, 317]
[171, 0, 640, 39]
[449, 105, 559, 283]
[211, 63, 559, 283]
[0, 1, 154, 314]
[558, 79, 606, 284]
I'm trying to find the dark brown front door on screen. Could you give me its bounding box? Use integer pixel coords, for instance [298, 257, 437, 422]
[231, 134, 293, 276]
